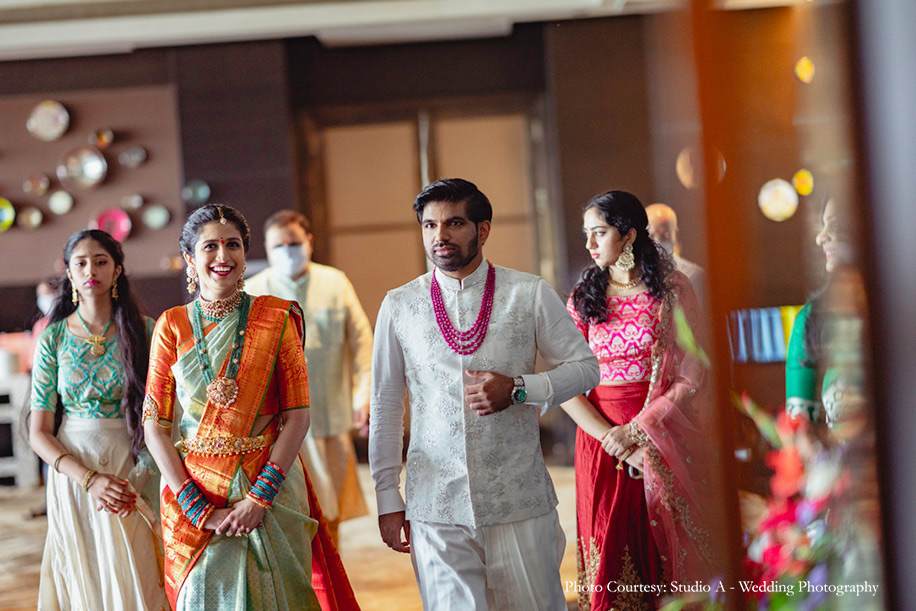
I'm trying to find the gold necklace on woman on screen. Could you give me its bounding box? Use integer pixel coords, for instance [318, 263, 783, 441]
[76, 310, 113, 357]
[191, 292, 250, 408]
[608, 272, 643, 290]
[197, 290, 244, 322]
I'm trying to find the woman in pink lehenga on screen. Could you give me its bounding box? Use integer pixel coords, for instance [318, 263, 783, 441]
[562, 191, 716, 610]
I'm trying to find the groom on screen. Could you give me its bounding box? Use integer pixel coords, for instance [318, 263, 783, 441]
[369, 178, 599, 610]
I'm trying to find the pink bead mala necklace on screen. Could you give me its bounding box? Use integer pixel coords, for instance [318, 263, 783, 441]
[431, 263, 496, 355]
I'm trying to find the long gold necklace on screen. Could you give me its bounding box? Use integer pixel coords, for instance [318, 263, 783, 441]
[76, 310, 113, 357]
[191, 292, 250, 408]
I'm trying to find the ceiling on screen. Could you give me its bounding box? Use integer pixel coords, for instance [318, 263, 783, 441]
[0, 0, 807, 61]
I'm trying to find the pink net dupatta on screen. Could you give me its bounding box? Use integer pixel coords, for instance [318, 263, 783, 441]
[630, 271, 724, 584]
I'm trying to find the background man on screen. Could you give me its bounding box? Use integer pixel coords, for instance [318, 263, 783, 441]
[369, 178, 599, 610]
[246, 210, 371, 543]
[646, 202, 708, 306]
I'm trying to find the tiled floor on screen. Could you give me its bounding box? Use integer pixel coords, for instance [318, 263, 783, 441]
[0, 466, 580, 610]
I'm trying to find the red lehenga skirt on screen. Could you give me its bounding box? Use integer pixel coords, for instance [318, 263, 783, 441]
[576, 382, 662, 611]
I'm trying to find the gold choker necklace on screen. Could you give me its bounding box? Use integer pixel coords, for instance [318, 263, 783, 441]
[198, 291, 243, 321]
[608, 273, 643, 290]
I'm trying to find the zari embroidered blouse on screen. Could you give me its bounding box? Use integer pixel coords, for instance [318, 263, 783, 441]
[566, 291, 662, 382]
[30, 318, 153, 418]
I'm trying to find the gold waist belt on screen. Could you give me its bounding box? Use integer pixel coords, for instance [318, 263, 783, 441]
[177, 432, 276, 456]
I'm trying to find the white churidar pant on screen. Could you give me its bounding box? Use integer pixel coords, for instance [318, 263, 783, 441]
[409, 509, 567, 611]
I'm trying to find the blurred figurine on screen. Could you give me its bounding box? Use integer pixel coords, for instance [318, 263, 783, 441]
[246, 210, 372, 544]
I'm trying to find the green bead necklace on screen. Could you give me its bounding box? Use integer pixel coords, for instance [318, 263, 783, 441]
[191, 292, 250, 408]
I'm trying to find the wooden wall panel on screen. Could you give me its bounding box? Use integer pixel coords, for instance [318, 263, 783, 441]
[543, 16, 655, 294]
[172, 40, 298, 260]
[287, 25, 544, 108]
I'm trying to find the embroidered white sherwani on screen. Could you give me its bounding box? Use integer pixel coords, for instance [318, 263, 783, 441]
[247, 262, 371, 522]
[674, 254, 707, 309]
[369, 258, 599, 610]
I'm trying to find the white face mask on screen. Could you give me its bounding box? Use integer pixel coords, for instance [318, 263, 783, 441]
[268, 244, 309, 278]
[37, 294, 54, 316]
[657, 240, 675, 256]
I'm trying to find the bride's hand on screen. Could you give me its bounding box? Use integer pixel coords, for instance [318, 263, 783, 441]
[202, 508, 233, 531]
[624, 447, 645, 474]
[215, 498, 266, 537]
[600, 425, 632, 458]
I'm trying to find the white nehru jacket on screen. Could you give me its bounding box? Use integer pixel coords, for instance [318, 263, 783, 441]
[369, 259, 599, 527]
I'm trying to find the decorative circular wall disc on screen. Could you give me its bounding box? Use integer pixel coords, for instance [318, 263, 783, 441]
[27, 100, 69, 141]
[18, 206, 44, 229]
[57, 146, 108, 189]
[0, 199, 15, 232]
[22, 173, 51, 195]
[142, 204, 171, 230]
[49, 190, 75, 215]
[118, 146, 148, 168]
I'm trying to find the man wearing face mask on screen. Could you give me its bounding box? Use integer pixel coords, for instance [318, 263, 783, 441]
[646, 202, 707, 309]
[245, 210, 371, 543]
[27, 279, 56, 371]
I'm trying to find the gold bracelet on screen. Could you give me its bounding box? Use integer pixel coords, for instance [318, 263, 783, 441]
[53, 452, 73, 473]
[197, 504, 216, 529]
[616, 445, 638, 471]
[82, 469, 98, 492]
[247, 493, 272, 510]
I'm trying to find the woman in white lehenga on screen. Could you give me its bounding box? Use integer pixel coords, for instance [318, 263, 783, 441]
[28, 229, 168, 610]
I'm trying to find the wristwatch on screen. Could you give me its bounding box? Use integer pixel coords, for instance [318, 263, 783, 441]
[510, 376, 527, 404]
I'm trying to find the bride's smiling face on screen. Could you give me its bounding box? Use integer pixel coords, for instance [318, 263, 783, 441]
[186, 221, 246, 300]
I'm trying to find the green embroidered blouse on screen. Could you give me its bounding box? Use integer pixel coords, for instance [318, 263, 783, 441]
[30, 317, 154, 418]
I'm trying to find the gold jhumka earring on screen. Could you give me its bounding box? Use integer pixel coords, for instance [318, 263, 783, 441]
[186, 266, 198, 295]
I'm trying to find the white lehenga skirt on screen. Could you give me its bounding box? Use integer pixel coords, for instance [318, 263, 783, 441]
[39, 416, 168, 611]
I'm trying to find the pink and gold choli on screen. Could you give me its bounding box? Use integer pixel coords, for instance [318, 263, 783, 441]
[575, 291, 662, 383]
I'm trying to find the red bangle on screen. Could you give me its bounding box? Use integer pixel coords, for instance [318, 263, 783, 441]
[176, 477, 194, 496]
[265, 461, 286, 477]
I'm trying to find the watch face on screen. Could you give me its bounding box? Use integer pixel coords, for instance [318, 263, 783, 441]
[512, 387, 528, 404]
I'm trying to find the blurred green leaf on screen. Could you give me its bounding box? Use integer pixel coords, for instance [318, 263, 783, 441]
[733, 392, 783, 448]
[674, 305, 710, 367]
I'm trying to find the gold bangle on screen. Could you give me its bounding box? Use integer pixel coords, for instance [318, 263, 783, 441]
[616, 445, 638, 471]
[53, 452, 73, 472]
[82, 469, 98, 492]
[247, 493, 272, 510]
[197, 504, 216, 529]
